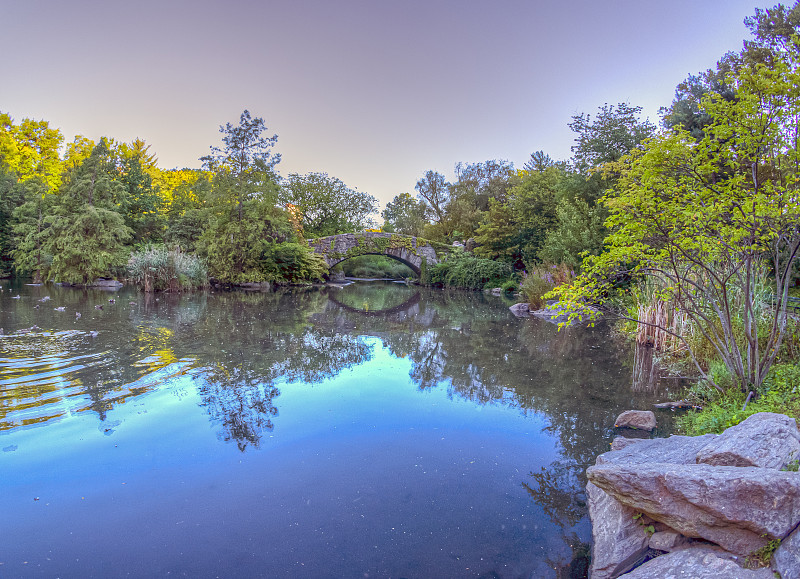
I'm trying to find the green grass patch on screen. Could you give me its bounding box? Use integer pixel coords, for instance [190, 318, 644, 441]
[677, 362, 800, 435]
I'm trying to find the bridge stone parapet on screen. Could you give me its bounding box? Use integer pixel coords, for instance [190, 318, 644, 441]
[308, 232, 445, 276]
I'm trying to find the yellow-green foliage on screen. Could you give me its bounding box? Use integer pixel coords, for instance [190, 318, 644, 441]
[551, 61, 800, 393]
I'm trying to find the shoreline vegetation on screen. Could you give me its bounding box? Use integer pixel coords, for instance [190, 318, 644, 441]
[2, 5, 800, 449]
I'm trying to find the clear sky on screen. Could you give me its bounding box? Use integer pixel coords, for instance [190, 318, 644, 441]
[0, 0, 778, 209]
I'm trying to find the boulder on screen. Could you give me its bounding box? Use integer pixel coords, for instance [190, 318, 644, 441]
[586, 482, 651, 579]
[649, 530, 688, 552]
[587, 462, 800, 556]
[611, 436, 643, 451]
[530, 302, 602, 326]
[615, 410, 657, 432]
[695, 412, 800, 470]
[596, 434, 717, 466]
[620, 546, 774, 578]
[773, 523, 800, 579]
[508, 303, 530, 317]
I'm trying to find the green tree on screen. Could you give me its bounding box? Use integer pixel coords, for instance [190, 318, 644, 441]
[554, 60, 800, 394]
[10, 178, 53, 282]
[542, 104, 655, 267]
[0, 165, 27, 276]
[569, 103, 656, 172]
[199, 111, 291, 282]
[0, 113, 64, 191]
[200, 204, 295, 283]
[414, 170, 450, 223]
[446, 160, 516, 240]
[508, 166, 563, 264]
[114, 138, 165, 243]
[661, 59, 737, 141]
[45, 140, 132, 284]
[162, 169, 212, 253]
[200, 172, 289, 283]
[382, 192, 428, 236]
[473, 198, 519, 261]
[523, 150, 556, 172]
[201, 109, 280, 221]
[279, 172, 377, 237]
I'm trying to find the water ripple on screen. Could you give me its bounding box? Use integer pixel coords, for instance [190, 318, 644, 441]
[0, 330, 196, 431]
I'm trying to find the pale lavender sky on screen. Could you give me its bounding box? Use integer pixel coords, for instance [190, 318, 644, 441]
[0, 0, 777, 208]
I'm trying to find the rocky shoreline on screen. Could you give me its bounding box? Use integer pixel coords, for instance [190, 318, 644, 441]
[587, 412, 800, 578]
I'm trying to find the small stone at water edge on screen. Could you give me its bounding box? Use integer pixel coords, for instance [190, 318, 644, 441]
[615, 410, 657, 431]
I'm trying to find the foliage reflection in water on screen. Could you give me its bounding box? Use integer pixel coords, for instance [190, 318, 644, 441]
[0, 281, 679, 578]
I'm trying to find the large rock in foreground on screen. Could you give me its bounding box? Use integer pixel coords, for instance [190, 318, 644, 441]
[597, 434, 717, 466]
[587, 462, 800, 555]
[695, 412, 800, 469]
[774, 523, 800, 579]
[621, 547, 775, 578]
[586, 482, 650, 579]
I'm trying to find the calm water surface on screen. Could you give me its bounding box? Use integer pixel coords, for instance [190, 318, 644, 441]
[0, 281, 679, 578]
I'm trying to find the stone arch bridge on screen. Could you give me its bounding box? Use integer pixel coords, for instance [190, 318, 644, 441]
[307, 232, 449, 276]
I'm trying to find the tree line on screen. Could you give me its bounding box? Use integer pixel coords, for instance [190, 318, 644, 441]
[0, 110, 379, 286]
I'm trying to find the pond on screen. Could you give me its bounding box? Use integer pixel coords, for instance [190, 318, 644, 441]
[0, 281, 681, 578]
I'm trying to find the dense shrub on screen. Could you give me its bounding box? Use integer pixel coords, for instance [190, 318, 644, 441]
[127, 245, 208, 292]
[427, 250, 512, 290]
[260, 242, 328, 284]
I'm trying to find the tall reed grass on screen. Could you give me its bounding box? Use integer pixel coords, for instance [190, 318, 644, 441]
[127, 245, 208, 292]
[520, 263, 575, 309]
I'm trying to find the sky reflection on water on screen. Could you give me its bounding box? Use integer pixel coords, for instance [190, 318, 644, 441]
[0, 282, 679, 578]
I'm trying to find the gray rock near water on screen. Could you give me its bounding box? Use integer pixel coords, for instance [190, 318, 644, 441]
[695, 411, 800, 469]
[596, 434, 717, 467]
[530, 302, 602, 326]
[586, 482, 651, 579]
[508, 303, 530, 317]
[620, 547, 774, 578]
[587, 462, 800, 555]
[615, 410, 657, 431]
[774, 523, 800, 579]
[610, 436, 643, 451]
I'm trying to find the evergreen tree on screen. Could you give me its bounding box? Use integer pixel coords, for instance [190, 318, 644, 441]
[10, 178, 52, 282]
[45, 140, 132, 284]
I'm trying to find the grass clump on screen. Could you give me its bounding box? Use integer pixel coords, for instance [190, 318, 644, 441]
[677, 362, 800, 435]
[127, 245, 208, 292]
[520, 263, 575, 309]
[745, 538, 781, 568]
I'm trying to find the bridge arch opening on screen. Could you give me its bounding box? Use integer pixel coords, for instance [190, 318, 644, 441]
[328, 252, 420, 277]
